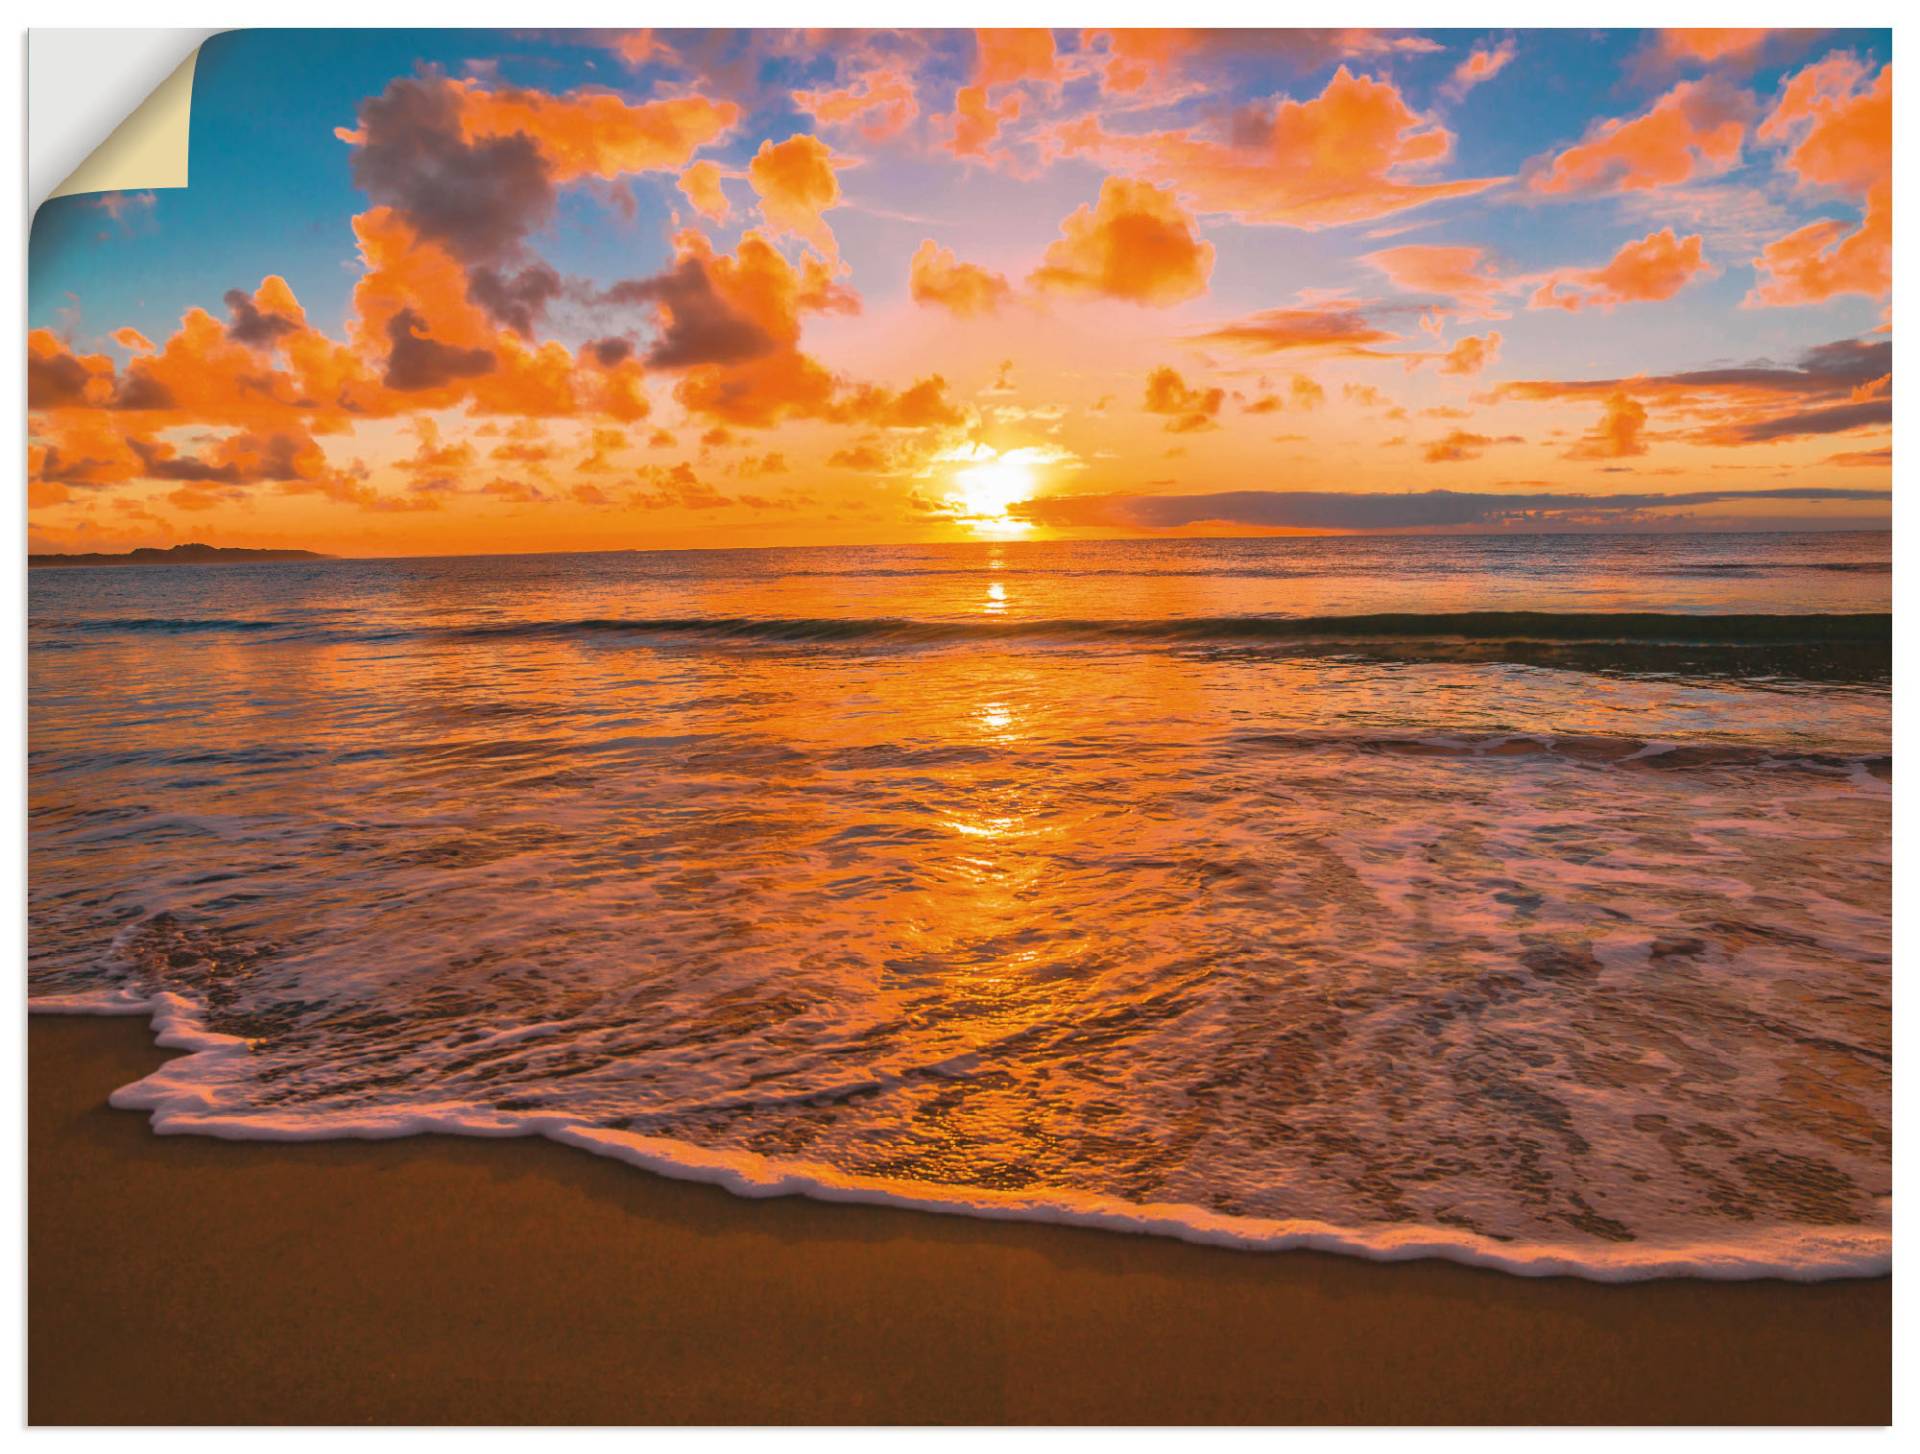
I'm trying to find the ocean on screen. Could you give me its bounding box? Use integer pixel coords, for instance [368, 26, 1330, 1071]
[27, 531, 1891, 1280]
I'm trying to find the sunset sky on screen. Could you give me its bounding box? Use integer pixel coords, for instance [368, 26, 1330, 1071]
[27, 26, 1893, 555]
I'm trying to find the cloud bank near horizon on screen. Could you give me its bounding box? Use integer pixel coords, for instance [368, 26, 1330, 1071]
[1014, 486, 1890, 532]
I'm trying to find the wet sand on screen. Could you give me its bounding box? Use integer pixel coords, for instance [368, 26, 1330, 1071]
[29, 1015, 1890, 1425]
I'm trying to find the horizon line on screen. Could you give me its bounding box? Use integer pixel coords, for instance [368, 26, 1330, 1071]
[27, 522, 1894, 566]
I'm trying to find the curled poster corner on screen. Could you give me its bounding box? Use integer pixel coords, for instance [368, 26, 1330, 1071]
[34, 31, 214, 208]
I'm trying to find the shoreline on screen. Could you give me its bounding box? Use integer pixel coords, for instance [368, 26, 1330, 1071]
[30, 1015, 1891, 1425]
[35, 993, 1892, 1286]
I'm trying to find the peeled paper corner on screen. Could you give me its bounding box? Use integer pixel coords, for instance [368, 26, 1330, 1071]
[41, 40, 204, 204]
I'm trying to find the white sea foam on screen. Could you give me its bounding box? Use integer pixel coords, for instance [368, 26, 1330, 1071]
[31, 985, 1892, 1284]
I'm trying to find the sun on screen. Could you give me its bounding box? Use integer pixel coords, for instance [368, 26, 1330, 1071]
[944, 447, 1040, 535]
[956, 456, 1033, 520]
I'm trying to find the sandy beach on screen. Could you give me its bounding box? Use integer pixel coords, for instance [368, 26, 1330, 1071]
[29, 1015, 1890, 1425]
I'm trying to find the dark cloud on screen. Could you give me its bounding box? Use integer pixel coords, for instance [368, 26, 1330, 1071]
[350, 72, 556, 266]
[224, 289, 301, 348]
[1504, 338, 1891, 404]
[129, 431, 322, 485]
[27, 348, 93, 408]
[32, 444, 124, 487]
[601, 256, 778, 369]
[111, 370, 175, 411]
[1797, 338, 1891, 385]
[382, 308, 496, 391]
[1723, 399, 1894, 444]
[585, 336, 635, 367]
[345, 72, 579, 336]
[128, 437, 242, 484]
[1016, 487, 1891, 533]
[467, 262, 564, 336]
[1500, 335, 1892, 451]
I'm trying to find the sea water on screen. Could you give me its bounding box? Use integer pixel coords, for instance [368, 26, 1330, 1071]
[28, 532, 1891, 1279]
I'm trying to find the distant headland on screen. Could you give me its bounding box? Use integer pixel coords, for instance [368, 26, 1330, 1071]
[29, 544, 333, 569]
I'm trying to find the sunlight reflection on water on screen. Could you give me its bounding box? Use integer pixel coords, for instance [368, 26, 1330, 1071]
[26, 534, 1891, 1274]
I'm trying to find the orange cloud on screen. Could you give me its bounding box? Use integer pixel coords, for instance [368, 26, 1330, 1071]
[608, 31, 672, 69]
[842, 375, 969, 430]
[973, 29, 1062, 90]
[1826, 446, 1891, 468]
[620, 230, 837, 425]
[1051, 67, 1502, 227]
[337, 71, 728, 340]
[1029, 177, 1214, 306]
[1530, 229, 1712, 311]
[333, 70, 742, 347]
[394, 419, 480, 489]
[450, 80, 740, 183]
[629, 461, 731, 512]
[616, 229, 970, 436]
[791, 65, 919, 142]
[1565, 392, 1650, 459]
[1143, 366, 1224, 432]
[1423, 429, 1517, 463]
[28, 409, 144, 489]
[1627, 29, 1825, 85]
[1655, 30, 1775, 70]
[1426, 331, 1503, 375]
[1529, 77, 1752, 194]
[27, 383, 410, 513]
[932, 28, 1062, 162]
[828, 443, 891, 472]
[909, 241, 1012, 317]
[349, 207, 622, 419]
[1747, 56, 1890, 306]
[116, 304, 331, 423]
[747, 135, 844, 256]
[942, 85, 1022, 160]
[31, 211, 660, 521]
[1748, 184, 1891, 307]
[1192, 307, 1398, 356]
[1444, 40, 1515, 100]
[1083, 28, 1195, 95]
[1851, 372, 1892, 404]
[1080, 29, 1447, 99]
[618, 229, 856, 357]
[1758, 55, 1890, 195]
[1363, 243, 1508, 321]
[677, 161, 731, 224]
[225, 275, 309, 343]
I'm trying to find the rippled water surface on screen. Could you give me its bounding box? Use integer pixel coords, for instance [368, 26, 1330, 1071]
[28, 533, 1892, 1278]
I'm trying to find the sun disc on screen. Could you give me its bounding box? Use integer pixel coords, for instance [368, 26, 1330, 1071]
[954, 457, 1033, 521]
